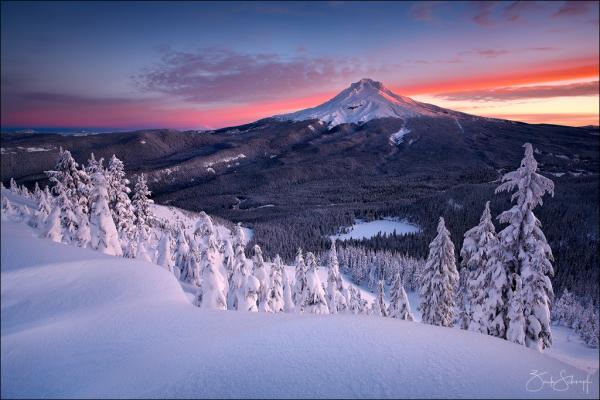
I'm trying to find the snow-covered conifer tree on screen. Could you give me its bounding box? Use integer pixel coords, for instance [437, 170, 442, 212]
[9, 178, 18, 194]
[181, 234, 201, 286]
[303, 252, 329, 314]
[496, 143, 555, 350]
[374, 280, 388, 317]
[283, 265, 295, 313]
[29, 187, 52, 228]
[132, 173, 154, 240]
[89, 172, 123, 256]
[136, 232, 153, 262]
[293, 248, 308, 312]
[419, 217, 459, 327]
[326, 239, 345, 314]
[33, 182, 42, 202]
[157, 230, 174, 272]
[252, 245, 271, 312]
[106, 155, 136, 240]
[389, 272, 414, 321]
[73, 203, 91, 248]
[267, 254, 285, 313]
[44, 203, 63, 243]
[461, 201, 505, 335]
[195, 212, 227, 310]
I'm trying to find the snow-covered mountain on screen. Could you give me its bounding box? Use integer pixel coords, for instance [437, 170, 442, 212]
[277, 78, 464, 127]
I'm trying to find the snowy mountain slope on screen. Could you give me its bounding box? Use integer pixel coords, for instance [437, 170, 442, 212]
[2, 220, 598, 399]
[276, 78, 466, 127]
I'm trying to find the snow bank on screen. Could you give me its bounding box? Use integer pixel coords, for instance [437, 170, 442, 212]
[2, 221, 598, 398]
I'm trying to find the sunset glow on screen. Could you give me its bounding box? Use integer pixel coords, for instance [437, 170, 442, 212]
[1, 1, 598, 129]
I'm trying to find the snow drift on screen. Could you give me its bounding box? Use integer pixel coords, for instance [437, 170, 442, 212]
[2, 220, 598, 399]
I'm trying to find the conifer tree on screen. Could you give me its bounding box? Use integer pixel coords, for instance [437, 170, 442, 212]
[303, 252, 329, 314]
[268, 254, 285, 313]
[195, 212, 228, 310]
[496, 143, 555, 350]
[283, 264, 295, 313]
[157, 230, 174, 272]
[293, 248, 308, 312]
[132, 173, 154, 240]
[460, 201, 505, 335]
[389, 272, 414, 321]
[89, 172, 122, 256]
[506, 274, 526, 345]
[326, 239, 345, 314]
[374, 280, 388, 317]
[106, 155, 136, 240]
[419, 217, 459, 327]
[44, 203, 63, 243]
[253, 245, 271, 312]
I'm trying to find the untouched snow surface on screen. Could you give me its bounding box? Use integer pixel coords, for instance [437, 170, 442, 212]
[2, 220, 598, 398]
[277, 78, 461, 127]
[332, 218, 421, 241]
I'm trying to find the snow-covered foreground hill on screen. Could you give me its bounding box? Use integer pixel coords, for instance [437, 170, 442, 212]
[2, 220, 598, 398]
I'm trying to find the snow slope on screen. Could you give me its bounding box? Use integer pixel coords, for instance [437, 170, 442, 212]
[2, 221, 598, 399]
[277, 78, 463, 127]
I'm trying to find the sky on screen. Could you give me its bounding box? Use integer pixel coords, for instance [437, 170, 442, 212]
[1, 1, 598, 130]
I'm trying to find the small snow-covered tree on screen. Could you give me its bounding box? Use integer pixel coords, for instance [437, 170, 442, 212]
[496, 143, 555, 350]
[136, 232, 153, 262]
[157, 230, 174, 272]
[506, 273, 526, 345]
[89, 172, 122, 256]
[374, 280, 388, 317]
[303, 252, 329, 314]
[29, 187, 52, 228]
[293, 248, 308, 312]
[389, 272, 414, 321]
[267, 254, 285, 313]
[9, 178, 18, 194]
[33, 182, 42, 202]
[419, 217, 459, 327]
[252, 245, 271, 312]
[552, 289, 576, 327]
[195, 212, 227, 310]
[132, 173, 154, 240]
[326, 239, 346, 314]
[181, 234, 201, 286]
[283, 265, 295, 313]
[44, 203, 63, 243]
[73, 203, 91, 248]
[241, 259, 260, 312]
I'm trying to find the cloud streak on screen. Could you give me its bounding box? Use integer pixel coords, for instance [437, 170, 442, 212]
[134, 48, 366, 104]
[435, 80, 599, 101]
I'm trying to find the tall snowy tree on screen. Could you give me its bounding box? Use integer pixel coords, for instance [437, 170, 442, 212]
[252, 245, 271, 312]
[496, 143, 555, 351]
[460, 201, 506, 335]
[303, 252, 329, 314]
[9, 178, 18, 194]
[89, 172, 122, 256]
[132, 173, 154, 240]
[268, 254, 285, 313]
[194, 212, 228, 310]
[72, 202, 91, 248]
[106, 155, 136, 240]
[292, 248, 308, 312]
[326, 239, 346, 314]
[389, 272, 414, 321]
[174, 229, 190, 278]
[419, 217, 459, 327]
[181, 233, 201, 286]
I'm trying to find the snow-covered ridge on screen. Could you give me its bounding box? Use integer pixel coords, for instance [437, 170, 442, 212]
[276, 78, 460, 127]
[389, 127, 411, 145]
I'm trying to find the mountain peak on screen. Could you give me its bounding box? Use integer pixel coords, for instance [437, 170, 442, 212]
[277, 79, 456, 127]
